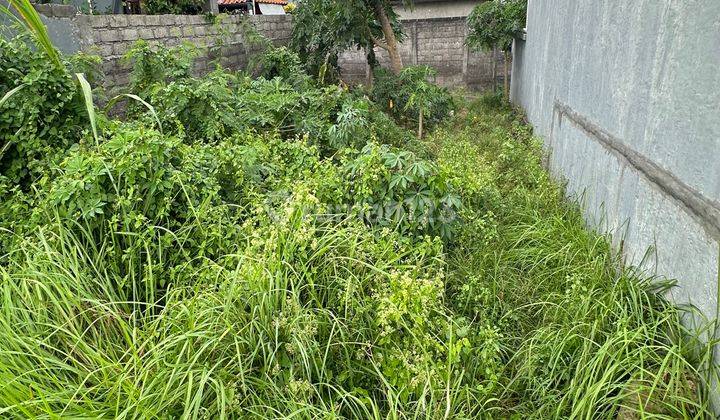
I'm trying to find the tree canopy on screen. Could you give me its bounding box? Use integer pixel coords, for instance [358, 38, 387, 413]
[291, 0, 406, 77]
[466, 0, 527, 53]
[466, 0, 527, 99]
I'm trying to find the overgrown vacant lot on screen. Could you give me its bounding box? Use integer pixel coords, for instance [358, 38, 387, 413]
[0, 29, 715, 420]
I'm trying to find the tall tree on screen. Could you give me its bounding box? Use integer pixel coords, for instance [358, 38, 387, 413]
[466, 0, 526, 99]
[291, 0, 406, 78]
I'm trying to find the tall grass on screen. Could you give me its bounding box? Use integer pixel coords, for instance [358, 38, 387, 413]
[0, 8, 716, 416]
[433, 97, 717, 418]
[0, 208, 451, 418]
[0, 96, 715, 418]
[4, 0, 63, 69]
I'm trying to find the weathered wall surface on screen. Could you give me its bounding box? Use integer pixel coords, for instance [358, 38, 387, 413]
[2, 6, 292, 89]
[73, 14, 292, 88]
[339, 16, 501, 89]
[393, 0, 480, 20]
[511, 0, 720, 333]
[4, 5, 496, 91]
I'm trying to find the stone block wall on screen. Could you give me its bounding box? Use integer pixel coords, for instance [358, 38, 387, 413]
[23, 6, 495, 91]
[338, 17, 502, 90]
[24, 6, 292, 90]
[73, 14, 291, 88]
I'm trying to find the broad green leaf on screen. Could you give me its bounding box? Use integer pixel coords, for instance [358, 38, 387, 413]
[6, 0, 64, 70]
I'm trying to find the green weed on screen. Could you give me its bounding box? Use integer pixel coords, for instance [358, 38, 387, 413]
[0, 18, 715, 419]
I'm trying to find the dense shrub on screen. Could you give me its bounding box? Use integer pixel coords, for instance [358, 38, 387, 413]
[253, 46, 312, 88]
[123, 42, 411, 155]
[122, 40, 198, 98]
[371, 66, 455, 133]
[338, 143, 460, 240]
[142, 0, 206, 15]
[0, 21, 714, 419]
[0, 36, 96, 186]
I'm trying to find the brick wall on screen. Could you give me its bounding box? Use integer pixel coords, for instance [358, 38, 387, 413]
[338, 17, 502, 90]
[75, 14, 292, 88]
[28, 9, 293, 89]
[26, 6, 495, 91]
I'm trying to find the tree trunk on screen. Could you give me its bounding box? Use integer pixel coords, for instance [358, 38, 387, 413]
[503, 51, 510, 101]
[492, 46, 498, 93]
[366, 46, 377, 87]
[374, 1, 403, 75]
[418, 111, 423, 138]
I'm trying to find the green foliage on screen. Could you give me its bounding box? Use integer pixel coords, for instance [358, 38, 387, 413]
[123, 40, 199, 98]
[466, 0, 527, 52]
[5, 0, 63, 69]
[254, 46, 311, 88]
[429, 98, 715, 417]
[0, 36, 94, 187]
[340, 143, 460, 240]
[372, 66, 455, 131]
[291, 0, 403, 77]
[147, 70, 246, 142]
[0, 17, 715, 419]
[142, 0, 206, 15]
[121, 46, 415, 154]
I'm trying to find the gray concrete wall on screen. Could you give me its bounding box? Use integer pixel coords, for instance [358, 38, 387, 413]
[339, 16, 502, 90]
[511, 0, 720, 335]
[2, 5, 292, 89]
[5, 5, 493, 91]
[393, 0, 480, 20]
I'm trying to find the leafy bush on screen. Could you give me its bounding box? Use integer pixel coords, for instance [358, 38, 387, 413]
[142, 0, 206, 15]
[338, 143, 460, 240]
[122, 46, 412, 155]
[372, 66, 455, 134]
[123, 40, 198, 98]
[0, 15, 715, 419]
[147, 70, 246, 141]
[253, 46, 312, 88]
[0, 35, 95, 186]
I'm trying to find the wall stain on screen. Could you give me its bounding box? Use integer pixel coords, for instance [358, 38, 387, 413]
[553, 100, 720, 241]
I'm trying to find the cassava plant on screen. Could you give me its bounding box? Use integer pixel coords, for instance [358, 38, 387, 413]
[371, 66, 454, 136]
[0, 4, 715, 418]
[291, 0, 408, 77]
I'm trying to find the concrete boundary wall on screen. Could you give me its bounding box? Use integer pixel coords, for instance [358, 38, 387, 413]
[339, 16, 502, 90]
[4, 6, 497, 90]
[2, 6, 292, 89]
[511, 1, 720, 343]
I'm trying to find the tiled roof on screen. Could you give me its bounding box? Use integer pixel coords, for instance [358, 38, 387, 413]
[256, 0, 288, 4]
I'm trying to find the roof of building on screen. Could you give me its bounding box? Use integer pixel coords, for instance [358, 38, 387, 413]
[218, 0, 287, 5]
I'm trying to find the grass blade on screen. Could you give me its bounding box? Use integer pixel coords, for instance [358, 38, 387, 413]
[105, 94, 164, 134]
[6, 0, 63, 70]
[0, 85, 25, 159]
[0, 85, 24, 108]
[75, 73, 99, 145]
